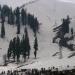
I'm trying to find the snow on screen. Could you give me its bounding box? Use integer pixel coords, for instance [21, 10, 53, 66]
[0, 64, 18, 73]
[0, 0, 75, 72]
[0, 0, 35, 9]
[19, 0, 75, 70]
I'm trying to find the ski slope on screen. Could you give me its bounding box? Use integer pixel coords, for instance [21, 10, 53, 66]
[0, 0, 75, 72]
[18, 0, 75, 70]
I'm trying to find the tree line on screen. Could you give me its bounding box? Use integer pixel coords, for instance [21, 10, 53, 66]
[7, 27, 38, 63]
[1, 66, 75, 75]
[0, 5, 40, 39]
[0, 5, 39, 63]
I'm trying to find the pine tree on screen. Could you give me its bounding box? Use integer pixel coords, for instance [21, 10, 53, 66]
[21, 35, 26, 62]
[0, 5, 1, 11]
[8, 8, 15, 25]
[7, 40, 13, 60]
[12, 37, 16, 61]
[21, 8, 26, 25]
[15, 7, 20, 25]
[33, 17, 39, 35]
[71, 28, 73, 35]
[34, 36, 38, 59]
[16, 36, 20, 62]
[1, 16, 5, 38]
[2, 5, 10, 17]
[15, 7, 20, 34]
[17, 23, 20, 34]
[24, 27, 31, 59]
[7, 48, 11, 61]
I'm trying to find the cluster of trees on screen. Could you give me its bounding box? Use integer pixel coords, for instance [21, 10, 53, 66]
[21, 8, 39, 34]
[53, 15, 74, 58]
[0, 5, 40, 36]
[7, 27, 38, 62]
[27, 13, 39, 35]
[0, 5, 39, 63]
[0, 5, 39, 64]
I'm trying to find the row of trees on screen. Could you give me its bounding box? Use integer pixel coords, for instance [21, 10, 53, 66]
[7, 27, 38, 62]
[0, 5, 40, 35]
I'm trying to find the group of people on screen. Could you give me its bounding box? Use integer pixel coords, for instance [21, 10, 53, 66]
[0, 66, 75, 75]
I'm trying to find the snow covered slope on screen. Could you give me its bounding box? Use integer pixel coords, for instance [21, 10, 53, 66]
[0, 0, 75, 71]
[0, 0, 35, 9]
[20, 0, 75, 70]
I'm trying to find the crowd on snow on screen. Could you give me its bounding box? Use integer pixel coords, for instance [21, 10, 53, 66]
[0, 66, 75, 75]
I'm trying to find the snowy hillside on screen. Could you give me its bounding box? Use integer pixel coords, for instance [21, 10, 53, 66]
[0, 0, 35, 9]
[0, 0, 75, 72]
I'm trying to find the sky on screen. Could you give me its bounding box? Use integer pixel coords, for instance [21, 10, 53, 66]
[59, 0, 75, 4]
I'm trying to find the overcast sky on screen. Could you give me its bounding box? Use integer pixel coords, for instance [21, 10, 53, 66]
[59, 0, 75, 3]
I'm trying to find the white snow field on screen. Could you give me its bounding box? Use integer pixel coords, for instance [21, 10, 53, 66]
[0, 0, 75, 72]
